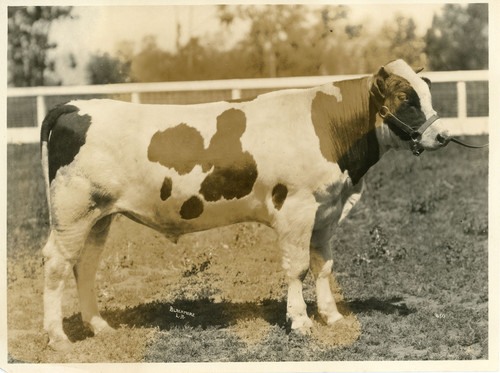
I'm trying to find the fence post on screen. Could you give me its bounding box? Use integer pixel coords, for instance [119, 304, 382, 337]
[36, 95, 46, 130]
[231, 89, 242, 100]
[131, 92, 141, 104]
[457, 81, 467, 121]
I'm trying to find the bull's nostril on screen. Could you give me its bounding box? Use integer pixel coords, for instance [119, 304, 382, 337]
[436, 134, 448, 144]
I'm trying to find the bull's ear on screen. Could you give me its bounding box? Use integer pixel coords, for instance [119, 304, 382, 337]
[415, 67, 424, 73]
[371, 66, 389, 103]
[421, 77, 431, 89]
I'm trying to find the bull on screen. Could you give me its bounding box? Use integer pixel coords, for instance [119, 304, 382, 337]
[40, 59, 450, 349]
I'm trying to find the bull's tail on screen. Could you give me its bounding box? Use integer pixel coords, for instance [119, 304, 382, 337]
[41, 140, 52, 227]
[40, 104, 79, 226]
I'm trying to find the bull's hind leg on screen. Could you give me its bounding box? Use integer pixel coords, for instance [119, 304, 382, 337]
[43, 220, 93, 350]
[74, 215, 114, 335]
[43, 176, 112, 349]
[272, 192, 318, 333]
[43, 232, 72, 350]
[310, 225, 343, 326]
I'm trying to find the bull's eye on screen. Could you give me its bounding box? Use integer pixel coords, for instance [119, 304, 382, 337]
[397, 93, 408, 102]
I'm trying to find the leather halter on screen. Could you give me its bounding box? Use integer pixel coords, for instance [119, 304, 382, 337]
[378, 105, 488, 155]
[378, 105, 439, 156]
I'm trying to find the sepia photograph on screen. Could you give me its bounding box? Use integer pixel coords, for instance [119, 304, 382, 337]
[1, 0, 498, 371]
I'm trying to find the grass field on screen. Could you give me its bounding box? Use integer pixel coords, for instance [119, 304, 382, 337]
[6, 137, 488, 363]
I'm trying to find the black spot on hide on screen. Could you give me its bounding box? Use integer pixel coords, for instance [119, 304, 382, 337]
[272, 184, 288, 210]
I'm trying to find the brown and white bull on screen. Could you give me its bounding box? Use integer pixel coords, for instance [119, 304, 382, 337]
[40, 59, 450, 349]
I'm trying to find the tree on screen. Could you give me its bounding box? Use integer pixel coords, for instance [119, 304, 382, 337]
[8, 6, 72, 87]
[360, 14, 427, 73]
[86, 52, 132, 84]
[424, 4, 488, 70]
[313, 6, 367, 75]
[217, 4, 359, 78]
[129, 36, 175, 82]
[386, 16, 427, 67]
[220, 5, 308, 78]
[105, 5, 453, 84]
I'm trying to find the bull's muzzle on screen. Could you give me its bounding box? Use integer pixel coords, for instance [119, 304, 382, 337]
[436, 133, 451, 146]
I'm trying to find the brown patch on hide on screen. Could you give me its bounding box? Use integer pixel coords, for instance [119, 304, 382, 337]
[147, 109, 258, 202]
[147, 123, 205, 175]
[311, 77, 380, 184]
[199, 109, 258, 201]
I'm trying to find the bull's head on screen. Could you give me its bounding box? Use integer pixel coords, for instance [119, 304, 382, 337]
[370, 59, 450, 155]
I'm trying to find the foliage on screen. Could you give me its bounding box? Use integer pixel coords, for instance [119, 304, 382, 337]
[223, 5, 323, 77]
[128, 34, 253, 82]
[91, 5, 382, 83]
[8, 6, 72, 87]
[424, 4, 488, 70]
[86, 52, 132, 84]
[13, 4, 488, 85]
[118, 5, 443, 82]
[129, 36, 174, 82]
[216, 5, 367, 77]
[370, 15, 427, 70]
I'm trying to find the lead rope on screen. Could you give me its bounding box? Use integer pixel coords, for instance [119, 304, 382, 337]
[448, 137, 489, 149]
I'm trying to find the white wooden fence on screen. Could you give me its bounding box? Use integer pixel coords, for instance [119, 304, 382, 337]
[6, 70, 488, 144]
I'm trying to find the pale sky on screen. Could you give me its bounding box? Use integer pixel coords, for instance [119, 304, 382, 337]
[48, 4, 444, 85]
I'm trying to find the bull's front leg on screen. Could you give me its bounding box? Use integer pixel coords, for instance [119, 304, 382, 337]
[310, 226, 343, 326]
[308, 179, 363, 325]
[272, 191, 318, 334]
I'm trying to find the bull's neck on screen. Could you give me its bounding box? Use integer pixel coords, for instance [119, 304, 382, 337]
[311, 77, 380, 185]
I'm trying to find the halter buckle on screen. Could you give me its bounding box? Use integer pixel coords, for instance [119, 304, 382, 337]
[410, 131, 421, 141]
[379, 106, 390, 119]
[411, 141, 423, 156]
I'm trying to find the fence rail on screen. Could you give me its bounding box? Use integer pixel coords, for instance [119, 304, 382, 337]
[7, 70, 489, 144]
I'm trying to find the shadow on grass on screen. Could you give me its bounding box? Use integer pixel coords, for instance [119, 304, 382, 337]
[63, 296, 415, 342]
[64, 298, 288, 342]
[344, 296, 416, 316]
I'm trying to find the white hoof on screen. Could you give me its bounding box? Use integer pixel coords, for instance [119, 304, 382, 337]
[290, 315, 313, 334]
[85, 316, 114, 335]
[326, 312, 344, 325]
[47, 335, 73, 351]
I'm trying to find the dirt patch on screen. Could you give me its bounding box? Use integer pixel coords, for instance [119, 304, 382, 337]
[7, 216, 360, 362]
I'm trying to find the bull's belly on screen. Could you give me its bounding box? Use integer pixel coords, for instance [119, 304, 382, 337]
[114, 191, 271, 241]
